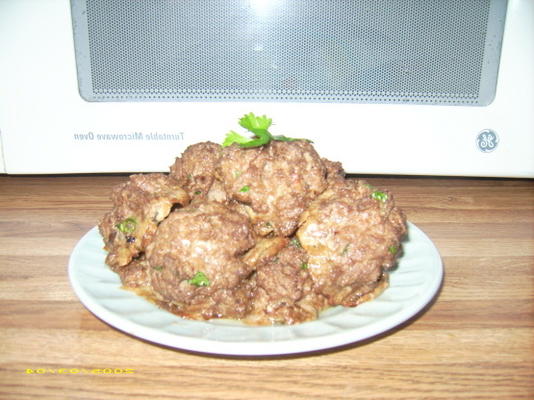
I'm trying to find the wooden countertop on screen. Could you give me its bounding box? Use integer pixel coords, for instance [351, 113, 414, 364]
[0, 175, 533, 399]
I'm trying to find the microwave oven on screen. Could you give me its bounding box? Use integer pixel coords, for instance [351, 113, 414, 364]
[1, 0, 533, 177]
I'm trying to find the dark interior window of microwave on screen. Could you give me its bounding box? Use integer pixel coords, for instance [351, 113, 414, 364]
[71, 0, 507, 105]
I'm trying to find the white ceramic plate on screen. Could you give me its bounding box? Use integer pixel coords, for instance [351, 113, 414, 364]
[68, 222, 442, 356]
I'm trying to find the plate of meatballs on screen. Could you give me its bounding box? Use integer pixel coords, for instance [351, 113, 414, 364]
[69, 113, 443, 356]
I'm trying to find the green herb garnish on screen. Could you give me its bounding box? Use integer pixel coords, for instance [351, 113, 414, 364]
[239, 185, 250, 193]
[188, 271, 210, 287]
[116, 217, 137, 234]
[371, 190, 388, 203]
[222, 112, 310, 148]
[300, 262, 309, 270]
[388, 245, 399, 254]
[152, 265, 164, 271]
[194, 190, 202, 195]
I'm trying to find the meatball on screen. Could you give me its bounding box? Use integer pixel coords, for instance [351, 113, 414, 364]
[169, 142, 224, 202]
[297, 179, 406, 307]
[322, 157, 345, 184]
[217, 140, 327, 236]
[115, 256, 151, 291]
[98, 174, 189, 269]
[145, 201, 256, 319]
[247, 244, 327, 325]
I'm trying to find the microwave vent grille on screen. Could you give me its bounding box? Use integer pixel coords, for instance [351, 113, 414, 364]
[71, 0, 507, 105]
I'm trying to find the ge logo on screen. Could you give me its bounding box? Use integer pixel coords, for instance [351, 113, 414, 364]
[476, 129, 499, 153]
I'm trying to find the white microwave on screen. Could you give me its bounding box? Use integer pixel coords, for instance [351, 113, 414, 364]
[1, 0, 533, 177]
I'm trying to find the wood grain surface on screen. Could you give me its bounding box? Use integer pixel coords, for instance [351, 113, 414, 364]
[0, 175, 533, 400]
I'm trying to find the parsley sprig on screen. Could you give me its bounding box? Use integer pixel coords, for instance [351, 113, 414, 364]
[188, 271, 210, 287]
[371, 190, 388, 203]
[116, 217, 137, 234]
[222, 112, 310, 148]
